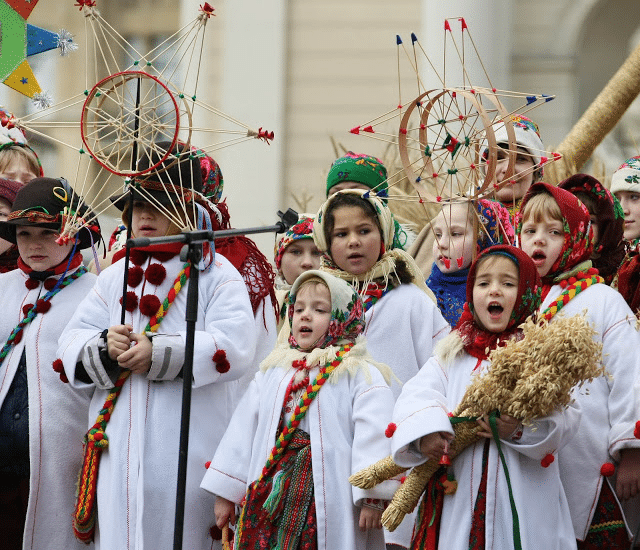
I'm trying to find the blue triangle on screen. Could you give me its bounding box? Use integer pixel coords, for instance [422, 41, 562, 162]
[27, 25, 59, 57]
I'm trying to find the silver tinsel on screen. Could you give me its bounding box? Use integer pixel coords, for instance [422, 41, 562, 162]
[56, 29, 79, 57]
[32, 92, 53, 110]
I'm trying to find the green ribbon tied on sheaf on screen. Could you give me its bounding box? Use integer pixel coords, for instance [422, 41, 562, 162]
[447, 410, 523, 550]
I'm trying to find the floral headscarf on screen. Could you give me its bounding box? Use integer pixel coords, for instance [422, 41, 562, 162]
[313, 189, 436, 302]
[457, 245, 542, 361]
[476, 198, 515, 250]
[559, 174, 624, 283]
[288, 270, 365, 350]
[517, 182, 594, 281]
[274, 215, 315, 271]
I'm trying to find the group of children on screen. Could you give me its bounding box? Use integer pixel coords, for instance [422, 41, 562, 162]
[0, 111, 639, 550]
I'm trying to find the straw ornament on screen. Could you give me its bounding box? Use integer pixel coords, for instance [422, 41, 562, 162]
[349, 313, 604, 532]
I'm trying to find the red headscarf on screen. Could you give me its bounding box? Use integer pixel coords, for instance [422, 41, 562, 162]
[517, 182, 594, 283]
[456, 245, 542, 361]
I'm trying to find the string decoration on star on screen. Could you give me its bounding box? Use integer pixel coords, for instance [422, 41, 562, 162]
[2, 0, 275, 244]
[347, 18, 561, 262]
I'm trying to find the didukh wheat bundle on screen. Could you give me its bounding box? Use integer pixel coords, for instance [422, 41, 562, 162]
[349, 314, 604, 531]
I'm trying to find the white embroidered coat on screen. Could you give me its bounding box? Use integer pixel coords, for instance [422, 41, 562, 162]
[0, 265, 96, 550]
[392, 353, 580, 550]
[363, 282, 450, 547]
[58, 253, 256, 550]
[539, 283, 640, 540]
[201, 347, 398, 550]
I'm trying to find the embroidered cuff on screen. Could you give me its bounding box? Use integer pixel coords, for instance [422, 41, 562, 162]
[147, 334, 184, 381]
[81, 330, 120, 389]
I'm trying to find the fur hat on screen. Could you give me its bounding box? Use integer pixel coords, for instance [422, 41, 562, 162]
[111, 141, 203, 210]
[610, 155, 640, 195]
[0, 177, 101, 249]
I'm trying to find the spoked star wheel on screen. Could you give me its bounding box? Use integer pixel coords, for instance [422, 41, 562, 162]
[398, 87, 516, 203]
[80, 70, 192, 177]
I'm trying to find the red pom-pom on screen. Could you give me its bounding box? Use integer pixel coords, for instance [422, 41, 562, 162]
[22, 303, 34, 316]
[209, 525, 223, 541]
[601, 462, 616, 477]
[213, 349, 231, 373]
[205, 461, 211, 469]
[44, 278, 58, 291]
[52, 359, 64, 373]
[36, 299, 51, 314]
[129, 250, 148, 266]
[58, 372, 69, 383]
[139, 294, 161, 317]
[13, 329, 23, 344]
[25, 278, 39, 290]
[119, 291, 139, 312]
[385, 423, 397, 438]
[400, 476, 406, 484]
[634, 420, 640, 439]
[145, 263, 167, 286]
[127, 266, 144, 287]
[540, 453, 555, 468]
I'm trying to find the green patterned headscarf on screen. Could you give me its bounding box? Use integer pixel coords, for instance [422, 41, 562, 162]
[326, 152, 388, 196]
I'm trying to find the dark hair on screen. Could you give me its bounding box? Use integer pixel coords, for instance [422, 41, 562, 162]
[323, 192, 383, 249]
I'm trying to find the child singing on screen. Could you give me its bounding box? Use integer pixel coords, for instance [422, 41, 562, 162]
[203, 270, 397, 550]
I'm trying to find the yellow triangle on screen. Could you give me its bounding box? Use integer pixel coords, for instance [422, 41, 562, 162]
[3, 60, 42, 98]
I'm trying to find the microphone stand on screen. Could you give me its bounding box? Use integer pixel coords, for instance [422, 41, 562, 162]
[126, 208, 298, 550]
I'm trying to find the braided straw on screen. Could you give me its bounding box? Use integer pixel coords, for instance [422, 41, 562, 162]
[547, 41, 640, 183]
[350, 313, 603, 532]
[73, 262, 191, 542]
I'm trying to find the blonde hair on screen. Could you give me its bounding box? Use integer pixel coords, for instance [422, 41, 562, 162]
[0, 146, 40, 178]
[295, 277, 330, 298]
[521, 191, 562, 224]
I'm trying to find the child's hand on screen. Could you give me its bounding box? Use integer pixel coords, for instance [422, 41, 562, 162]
[358, 506, 383, 531]
[214, 496, 236, 529]
[476, 414, 521, 440]
[419, 431, 454, 461]
[117, 332, 152, 374]
[107, 324, 133, 361]
[615, 448, 640, 500]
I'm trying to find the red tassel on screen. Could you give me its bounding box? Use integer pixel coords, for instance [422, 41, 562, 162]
[127, 266, 144, 288]
[25, 278, 39, 290]
[350, 126, 360, 135]
[22, 303, 34, 316]
[144, 263, 167, 286]
[205, 461, 211, 469]
[52, 359, 64, 373]
[213, 349, 230, 373]
[119, 291, 139, 312]
[457, 257, 464, 268]
[385, 423, 396, 438]
[363, 125, 375, 133]
[540, 453, 554, 468]
[600, 462, 615, 477]
[443, 258, 451, 269]
[13, 329, 23, 344]
[635, 420, 640, 439]
[139, 294, 161, 317]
